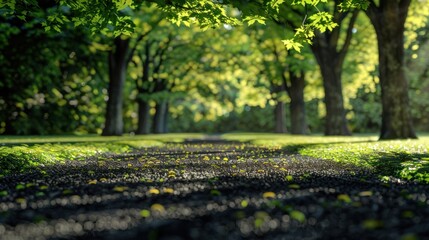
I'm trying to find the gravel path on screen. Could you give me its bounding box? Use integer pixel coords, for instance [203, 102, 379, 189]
[1, 140, 429, 239]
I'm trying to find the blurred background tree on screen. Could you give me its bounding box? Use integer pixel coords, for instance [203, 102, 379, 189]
[1, 0, 428, 139]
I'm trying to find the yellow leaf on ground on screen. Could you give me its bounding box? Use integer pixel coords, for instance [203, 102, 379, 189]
[113, 186, 128, 192]
[148, 188, 160, 194]
[263, 191, 276, 199]
[151, 203, 165, 212]
[163, 188, 174, 194]
[337, 194, 352, 203]
[88, 180, 97, 185]
[359, 191, 373, 197]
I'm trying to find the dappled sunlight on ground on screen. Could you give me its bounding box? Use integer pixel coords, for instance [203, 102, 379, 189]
[1, 141, 428, 239]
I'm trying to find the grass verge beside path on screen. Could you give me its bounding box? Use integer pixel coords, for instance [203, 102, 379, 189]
[223, 133, 429, 183]
[0, 133, 203, 176]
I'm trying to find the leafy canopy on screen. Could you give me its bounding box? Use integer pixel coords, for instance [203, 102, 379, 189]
[1, 0, 369, 49]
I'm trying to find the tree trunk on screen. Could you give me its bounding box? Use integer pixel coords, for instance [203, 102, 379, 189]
[366, 0, 416, 139]
[289, 71, 307, 135]
[102, 37, 129, 136]
[153, 101, 167, 133]
[274, 101, 287, 133]
[136, 41, 152, 135]
[308, 9, 358, 136]
[136, 99, 151, 134]
[163, 102, 169, 133]
[312, 46, 351, 136]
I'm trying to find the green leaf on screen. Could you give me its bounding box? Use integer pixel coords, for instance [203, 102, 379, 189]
[241, 200, 248, 208]
[210, 189, 221, 196]
[290, 210, 306, 223]
[362, 219, 384, 230]
[140, 209, 150, 218]
[337, 194, 352, 203]
[268, 0, 286, 12]
[243, 16, 266, 26]
[282, 39, 303, 52]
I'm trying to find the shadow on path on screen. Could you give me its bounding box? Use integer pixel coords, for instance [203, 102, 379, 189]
[0, 142, 428, 239]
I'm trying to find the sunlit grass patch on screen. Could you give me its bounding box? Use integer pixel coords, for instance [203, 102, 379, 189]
[299, 139, 429, 183]
[0, 133, 204, 145]
[223, 133, 376, 146]
[0, 134, 192, 175]
[118, 140, 163, 148]
[224, 133, 429, 183]
[0, 143, 129, 175]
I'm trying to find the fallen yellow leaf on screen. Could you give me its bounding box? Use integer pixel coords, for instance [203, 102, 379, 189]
[148, 188, 160, 195]
[88, 180, 97, 185]
[151, 203, 165, 212]
[163, 188, 174, 194]
[262, 191, 276, 199]
[113, 186, 128, 192]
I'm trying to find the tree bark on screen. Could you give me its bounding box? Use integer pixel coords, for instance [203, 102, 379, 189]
[153, 101, 167, 133]
[289, 71, 307, 134]
[274, 101, 287, 133]
[102, 37, 130, 136]
[313, 53, 350, 136]
[274, 4, 357, 135]
[366, 0, 416, 139]
[270, 80, 287, 133]
[310, 10, 358, 136]
[163, 102, 169, 133]
[135, 41, 152, 135]
[136, 99, 151, 134]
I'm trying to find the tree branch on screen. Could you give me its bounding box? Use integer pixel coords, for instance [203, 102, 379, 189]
[126, 19, 162, 64]
[338, 10, 359, 62]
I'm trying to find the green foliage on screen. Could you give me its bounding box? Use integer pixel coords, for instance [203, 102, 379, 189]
[0, 9, 107, 135]
[282, 39, 304, 52]
[349, 85, 381, 133]
[292, 0, 327, 6]
[0, 0, 427, 136]
[338, 0, 370, 12]
[2, 0, 370, 51]
[406, 16, 429, 132]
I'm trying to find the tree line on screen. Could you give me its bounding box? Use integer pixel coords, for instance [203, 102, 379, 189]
[0, 0, 428, 139]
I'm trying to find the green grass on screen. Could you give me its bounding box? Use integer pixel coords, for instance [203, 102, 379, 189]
[0, 133, 204, 145]
[3, 133, 429, 183]
[223, 133, 429, 183]
[0, 133, 203, 176]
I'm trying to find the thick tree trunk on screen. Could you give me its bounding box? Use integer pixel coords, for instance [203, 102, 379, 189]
[289, 71, 307, 135]
[102, 37, 129, 136]
[270, 82, 287, 133]
[366, 0, 416, 139]
[274, 101, 287, 133]
[136, 99, 151, 134]
[152, 101, 167, 134]
[312, 46, 351, 136]
[308, 9, 358, 136]
[136, 42, 152, 135]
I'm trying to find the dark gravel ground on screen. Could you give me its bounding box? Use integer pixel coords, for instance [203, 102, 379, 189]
[1, 140, 429, 240]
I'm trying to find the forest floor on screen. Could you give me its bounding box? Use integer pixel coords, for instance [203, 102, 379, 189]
[1, 138, 429, 240]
